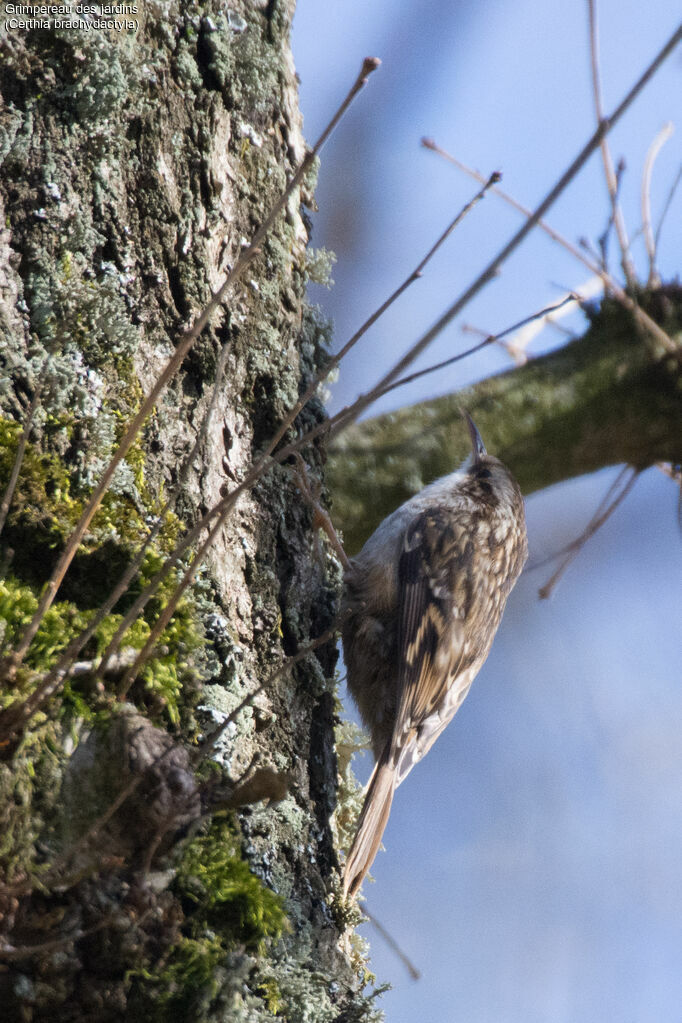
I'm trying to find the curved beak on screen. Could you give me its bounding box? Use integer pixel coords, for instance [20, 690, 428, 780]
[463, 410, 487, 463]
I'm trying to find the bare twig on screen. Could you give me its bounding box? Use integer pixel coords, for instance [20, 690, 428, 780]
[362, 904, 421, 981]
[264, 173, 501, 461]
[653, 163, 682, 254]
[530, 466, 628, 573]
[641, 122, 674, 286]
[8, 342, 234, 725]
[423, 140, 680, 357]
[579, 233, 608, 272]
[116, 499, 241, 699]
[374, 294, 578, 399]
[587, 0, 637, 286]
[488, 279, 602, 362]
[0, 56, 381, 680]
[292, 452, 352, 570]
[0, 386, 41, 538]
[465, 322, 534, 366]
[596, 157, 626, 272]
[0, 731, 178, 899]
[70, 333, 235, 687]
[537, 466, 639, 599]
[0, 242, 255, 680]
[60, 743, 179, 873]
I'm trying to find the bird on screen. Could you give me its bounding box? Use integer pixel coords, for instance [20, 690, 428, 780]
[341, 412, 527, 897]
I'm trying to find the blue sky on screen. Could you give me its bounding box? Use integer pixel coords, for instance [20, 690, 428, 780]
[291, 3, 682, 1021]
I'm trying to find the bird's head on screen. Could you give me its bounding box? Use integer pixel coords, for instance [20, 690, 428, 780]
[460, 410, 525, 520]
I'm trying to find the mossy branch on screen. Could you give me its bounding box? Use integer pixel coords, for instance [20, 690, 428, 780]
[328, 290, 682, 554]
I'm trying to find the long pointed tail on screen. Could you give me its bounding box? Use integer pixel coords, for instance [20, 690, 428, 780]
[343, 753, 397, 898]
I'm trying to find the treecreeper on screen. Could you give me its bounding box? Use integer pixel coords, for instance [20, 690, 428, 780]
[342, 413, 528, 897]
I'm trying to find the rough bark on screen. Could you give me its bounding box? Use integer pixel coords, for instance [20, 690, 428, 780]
[0, 6, 379, 1021]
[329, 288, 682, 553]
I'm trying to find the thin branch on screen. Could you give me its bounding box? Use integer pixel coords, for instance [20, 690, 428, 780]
[0, 56, 381, 679]
[0, 626, 341, 905]
[587, 0, 637, 287]
[653, 162, 682, 254]
[362, 904, 421, 981]
[641, 122, 674, 286]
[0, 390, 39, 539]
[0, 910, 125, 962]
[373, 294, 577, 400]
[0, 727, 179, 900]
[62, 744, 179, 868]
[492, 279, 602, 359]
[116, 504, 234, 699]
[422, 140, 680, 358]
[0, 244, 253, 679]
[537, 466, 639, 599]
[461, 282, 597, 366]
[1, 464, 242, 734]
[292, 452, 352, 570]
[115, 490, 347, 700]
[596, 156, 626, 272]
[579, 233, 608, 272]
[264, 172, 500, 460]
[530, 465, 630, 573]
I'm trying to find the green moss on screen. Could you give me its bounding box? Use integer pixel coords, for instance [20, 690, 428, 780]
[0, 576, 87, 677]
[0, 415, 79, 535]
[1, 409, 177, 563]
[257, 978, 283, 1015]
[0, 717, 64, 885]
[0, 574, 198, 726]
[0, 412, 203, 725]
[129, 933, 227, 1021]
[176, 819, 287, 951]
[127, 821, 288, 1020]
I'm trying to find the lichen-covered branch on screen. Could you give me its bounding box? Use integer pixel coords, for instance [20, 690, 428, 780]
[329, 290, 682, 554]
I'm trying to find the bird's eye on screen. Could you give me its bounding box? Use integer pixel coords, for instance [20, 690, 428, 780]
[476, 468, 492, 479]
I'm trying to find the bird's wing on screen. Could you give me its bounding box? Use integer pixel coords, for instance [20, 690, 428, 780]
[391, 506, 476, 771]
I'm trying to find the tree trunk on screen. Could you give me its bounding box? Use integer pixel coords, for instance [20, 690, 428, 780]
[0, 6, 379, 1021]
